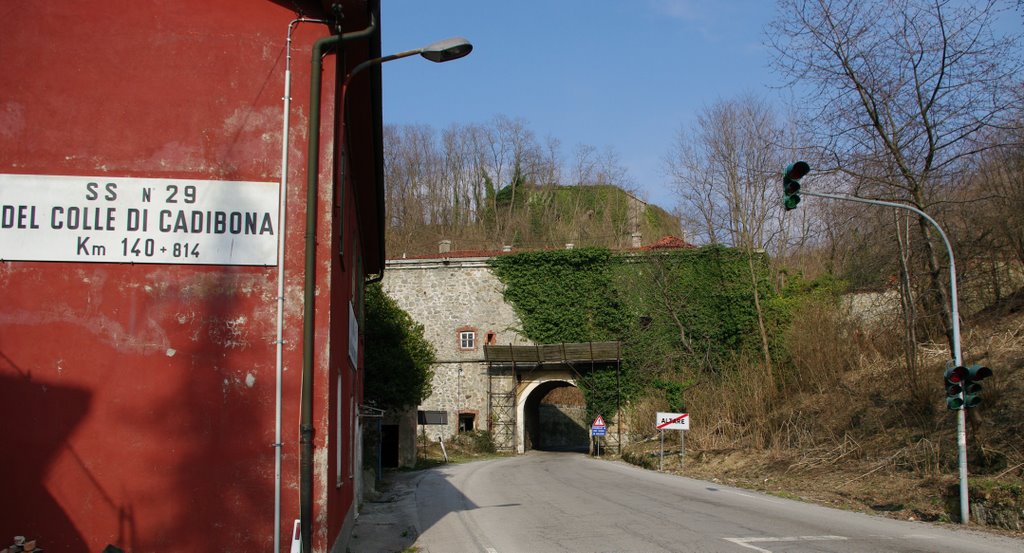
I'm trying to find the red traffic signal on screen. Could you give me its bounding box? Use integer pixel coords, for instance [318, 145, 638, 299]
[944, 365, 969, 410]
[945, 364, 993, 409]
[945, 365, 968, 384]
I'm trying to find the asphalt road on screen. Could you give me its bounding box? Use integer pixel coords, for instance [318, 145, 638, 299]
[353, 451, 1024, 553]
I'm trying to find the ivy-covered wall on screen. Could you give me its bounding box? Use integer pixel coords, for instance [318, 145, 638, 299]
[489, 248, 624, 343]
[489, 246, 791, 419]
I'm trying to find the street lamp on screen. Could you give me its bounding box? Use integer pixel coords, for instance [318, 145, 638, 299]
[299, 32, 472, 552]
[336, 37, 473, 241]
[347, 37, 473, 81]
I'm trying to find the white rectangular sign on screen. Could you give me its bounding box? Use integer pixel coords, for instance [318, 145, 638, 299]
[0, 173, 279, 265]
[656, 412, 690, 430]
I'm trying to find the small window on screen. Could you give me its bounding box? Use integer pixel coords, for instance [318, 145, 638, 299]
[459, 331, 476, 350]
[459, 413, 475, 433]
[485, 331, 497, 346]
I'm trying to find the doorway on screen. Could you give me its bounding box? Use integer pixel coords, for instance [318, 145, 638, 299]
[380, 424, 399, 468]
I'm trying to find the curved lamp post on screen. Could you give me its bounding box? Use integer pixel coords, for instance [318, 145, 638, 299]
[299, 33, 471, 552]
[336, 36, 473, 261]
[799, 187, 970, 524]
[348, 37, 473, 83]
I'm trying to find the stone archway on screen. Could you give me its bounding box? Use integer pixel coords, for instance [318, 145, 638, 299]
[515, 368, 582, 453]
[484, 341, 621, 453]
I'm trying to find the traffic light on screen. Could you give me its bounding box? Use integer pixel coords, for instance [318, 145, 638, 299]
[944, 364, 993, 409]
[944, 365, 968, 410]
[962, 364, 992, 408]
[783, 161, 809, 210]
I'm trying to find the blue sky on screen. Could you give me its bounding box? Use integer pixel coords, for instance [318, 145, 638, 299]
[378, 1, 787, 211]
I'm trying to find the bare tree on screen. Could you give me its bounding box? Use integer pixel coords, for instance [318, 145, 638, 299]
[665, 95, 790, 251]
[664, 95, 794, 385]
[384, 115, 660, 255]
[383, 124, 442, 254]
[973, 127, 1024, 269]
[769, 0, 1023, 350]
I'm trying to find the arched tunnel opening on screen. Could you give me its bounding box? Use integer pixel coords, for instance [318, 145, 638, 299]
[523, 381, 589, 452]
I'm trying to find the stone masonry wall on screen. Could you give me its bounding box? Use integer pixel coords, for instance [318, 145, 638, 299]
[381, 257, 530, 440]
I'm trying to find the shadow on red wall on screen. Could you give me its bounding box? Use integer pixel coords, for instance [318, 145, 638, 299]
[109, 269, 277, 551]
[0, 267, 278, 551]
[0, 357, 91, 551]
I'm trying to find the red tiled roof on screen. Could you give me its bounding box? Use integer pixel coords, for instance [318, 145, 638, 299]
[641, 235, 696, 250]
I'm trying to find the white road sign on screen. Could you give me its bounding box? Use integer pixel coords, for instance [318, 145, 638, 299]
[0, 173, 279, 265]
[656, 412, 690, 430]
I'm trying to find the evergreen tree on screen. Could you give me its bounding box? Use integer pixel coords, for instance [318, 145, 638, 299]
[364, 283, 436, 411]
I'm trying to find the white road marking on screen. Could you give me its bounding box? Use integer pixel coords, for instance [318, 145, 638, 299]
[724, 535, 848, 552]
[722, 490, 785, 504]
[484, 548, 498, 553]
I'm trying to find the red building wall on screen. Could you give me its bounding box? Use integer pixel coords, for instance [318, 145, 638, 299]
[0, 1, 380, 551]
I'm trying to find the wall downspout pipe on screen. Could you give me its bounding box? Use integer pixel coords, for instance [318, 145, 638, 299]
[275, 17, 325, 553]
[300, 13, 376, 553]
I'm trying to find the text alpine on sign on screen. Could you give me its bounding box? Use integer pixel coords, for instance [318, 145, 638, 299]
[1, 173, 279, 265]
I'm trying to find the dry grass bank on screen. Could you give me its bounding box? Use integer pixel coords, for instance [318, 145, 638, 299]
[622, 293, 1024, 533]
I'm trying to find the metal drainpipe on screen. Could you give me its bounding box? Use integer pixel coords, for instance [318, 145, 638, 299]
[275, 17, 326, 553]
[300, 13, 376, 553]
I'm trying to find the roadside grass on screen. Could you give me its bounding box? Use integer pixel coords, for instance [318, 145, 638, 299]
[612, 294, 1024, 535]
[616, 441, 1024, 532]
[412, 430, 511, 469]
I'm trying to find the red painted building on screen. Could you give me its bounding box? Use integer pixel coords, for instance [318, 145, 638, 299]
[0, 1, 388, 551]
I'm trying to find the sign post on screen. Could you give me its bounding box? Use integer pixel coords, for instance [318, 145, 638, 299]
[680, 429, 685, 467]
[660, 430, 664, 471]
[591, 415, 606, 457]
[656, 412, 690, 470]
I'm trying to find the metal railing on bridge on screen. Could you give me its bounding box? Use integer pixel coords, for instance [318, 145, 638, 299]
[483, 341, 621, 366]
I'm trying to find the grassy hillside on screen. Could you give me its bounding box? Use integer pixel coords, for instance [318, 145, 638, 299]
[491, 183, 680, 249]
[385, 183, 681, 258]
[623, 289, 1024, 532]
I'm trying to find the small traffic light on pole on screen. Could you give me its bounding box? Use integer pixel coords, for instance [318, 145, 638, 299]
[944, 364, 993, 409]
[944, 365, 968, 410]
[962, 364, 992, 408]
[782, 161, 810, 210]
